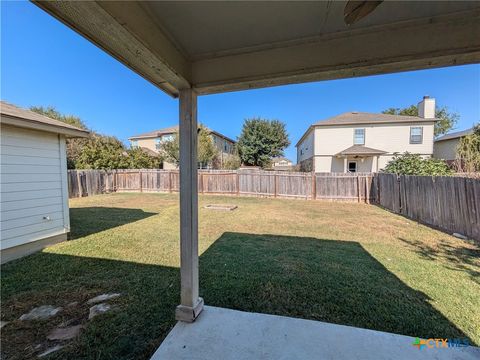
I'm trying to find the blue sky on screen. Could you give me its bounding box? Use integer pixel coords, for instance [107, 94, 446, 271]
[2, 1, 479, 162]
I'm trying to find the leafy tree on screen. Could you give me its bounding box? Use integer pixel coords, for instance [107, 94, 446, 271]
[75, 135, 128, 169]
[125, 148, 162, 169]
[237, 118, 290, 168]
[222, 153, 242, 170]
[30, 106, 88, 130]
[383, 152, 452, 176]
[159, 133, 180, 166]
[198, 125, 219, 167]
[382, 104, 459, 136]
[455, 124, 480, 173]
[158, 125, 219, 168]
[30, 106, 89, 168]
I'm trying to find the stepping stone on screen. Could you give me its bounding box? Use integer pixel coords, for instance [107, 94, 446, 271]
[66, 301, 79, 307]
[87, 293, 121, 304]
[0, 321, 9, 328]
[19, 305, 62, 321]
[88, 303, 111, 319]
[47, 325, 83, 341]
[38, 345, 63, 358]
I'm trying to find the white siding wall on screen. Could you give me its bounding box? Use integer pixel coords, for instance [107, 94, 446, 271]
[314, 122, 435, 156]
[433, 139, 459, 161]
[297, 129, 314, 163]
[310, 122, 435, 172]
[1, 124, 69, 250]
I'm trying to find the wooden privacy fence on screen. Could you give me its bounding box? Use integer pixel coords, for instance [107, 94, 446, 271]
[376, 173, 480, 241]
[68, 169, 375, 202]
[68, 170, 479, 240]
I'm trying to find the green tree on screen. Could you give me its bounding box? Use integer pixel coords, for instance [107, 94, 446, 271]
[125, 148, 162, 169]
[157, 125, 219, 168]
[75, 135, 128, 169]
[198, 125, 219, 167]
[237, 118, 290, 167]
[382, 104, 459, 136]
[455, 124, 480, 172]
[383, 152, 452, 176]
[30, 106, 89, 168]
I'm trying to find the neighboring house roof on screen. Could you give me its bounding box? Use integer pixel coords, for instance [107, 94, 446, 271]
[335, 145, 387, 156]
[129, 125, 235, 143]
[0, 101, 89, 137]
[140, 147, 160, 156]
[296, 111, 438, 147]
[435, 128, 473, 142]
[313, 112, 437, 127]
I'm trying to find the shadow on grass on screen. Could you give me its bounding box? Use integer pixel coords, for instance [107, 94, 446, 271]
[398, 237, 480, 284]
[69, 207, 157, 239]
[0, 232, 473, 359]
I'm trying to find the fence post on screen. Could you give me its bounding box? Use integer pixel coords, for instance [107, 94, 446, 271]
[312, 172, 316, 200]
[274, 173, 278, 198]
[139, 170, 143, 193]
[236, 171, 240, 196]
[76, 171, 83, 198]
[357, 175, 360, 203]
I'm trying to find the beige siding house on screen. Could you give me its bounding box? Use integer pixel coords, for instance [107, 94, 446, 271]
[296, 97, 437, 172]
[271, 157, 294, 171]
[433, 128, 473, 164]
[129, 125, 235, 169]
[1, 101, 89, 263]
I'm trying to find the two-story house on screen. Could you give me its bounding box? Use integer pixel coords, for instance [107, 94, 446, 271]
[129, 125, 235, 169]
[296, 96, 437, 173]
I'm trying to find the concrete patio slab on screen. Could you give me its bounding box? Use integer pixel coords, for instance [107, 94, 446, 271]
[151, 306, 479, 360]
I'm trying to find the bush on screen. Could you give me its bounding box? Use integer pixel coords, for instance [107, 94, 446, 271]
[383, 152, 452, 176]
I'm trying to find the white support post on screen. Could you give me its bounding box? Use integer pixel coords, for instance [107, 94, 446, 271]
[175, 88, 204, 322]
[343, 157, 348, 173]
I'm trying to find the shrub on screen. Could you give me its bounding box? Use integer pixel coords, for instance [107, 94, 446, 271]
[383, 152, 452, 176]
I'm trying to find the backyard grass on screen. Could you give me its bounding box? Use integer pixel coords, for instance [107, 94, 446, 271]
[1, 193, 479, 359]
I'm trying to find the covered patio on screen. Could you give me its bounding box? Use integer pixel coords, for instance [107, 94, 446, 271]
[335, 145, 387, 173]
[32, 1, 480, 358]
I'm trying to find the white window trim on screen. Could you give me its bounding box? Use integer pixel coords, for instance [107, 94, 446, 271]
[410, 126, 423, 144]
[348, 160, 358, 173]
[353, 128, 365, 145]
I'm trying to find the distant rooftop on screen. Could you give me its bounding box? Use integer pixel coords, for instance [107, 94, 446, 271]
[129, 125, 235, 143]
[435, 128, 474, 142]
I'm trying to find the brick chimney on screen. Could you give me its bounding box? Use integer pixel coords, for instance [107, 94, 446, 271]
[418, 96, 435, 119]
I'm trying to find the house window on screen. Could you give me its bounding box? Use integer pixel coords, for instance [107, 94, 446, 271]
[131, 140, 138, 148]
[155, 138, 161, 150]
[410, 126, 423, 144]
[354, 128, 365, 145]
[348, 161, 357, 173]
[224, 140, 228, 152]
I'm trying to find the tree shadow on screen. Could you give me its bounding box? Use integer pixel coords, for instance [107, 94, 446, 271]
[69, 207, 157, 239]
[398, 236, 480, 285]
[0, 232, 474, 359]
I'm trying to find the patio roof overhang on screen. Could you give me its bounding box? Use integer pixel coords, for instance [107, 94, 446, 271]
[33, 1, 480, 98]
[32, 0, 480, 327]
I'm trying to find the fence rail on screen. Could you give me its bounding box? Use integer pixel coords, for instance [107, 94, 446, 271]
[68, 169, 375, 202]
[67, 169, 479, 241]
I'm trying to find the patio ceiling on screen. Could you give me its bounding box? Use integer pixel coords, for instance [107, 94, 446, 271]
[34, 1, 480, 97]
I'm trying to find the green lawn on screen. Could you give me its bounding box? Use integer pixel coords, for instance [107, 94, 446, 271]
[1, 193, 479, 359]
